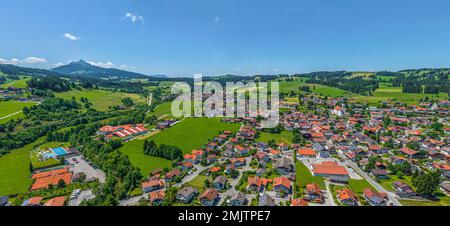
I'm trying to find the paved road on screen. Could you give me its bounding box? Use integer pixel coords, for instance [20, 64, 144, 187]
[324, 181, 337, 206]
[217, 156, 252, 206]
[68, 190, 94, 206]
[346, 160, 402, 206]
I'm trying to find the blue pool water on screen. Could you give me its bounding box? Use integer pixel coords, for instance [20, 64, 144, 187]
[51, 147, 68, 156]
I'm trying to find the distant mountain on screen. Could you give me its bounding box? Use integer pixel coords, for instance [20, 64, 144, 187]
[51, 60, 167, 79]
[0, 64, 62, 77]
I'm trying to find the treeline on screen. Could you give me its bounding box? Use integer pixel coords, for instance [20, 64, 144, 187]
[304, 71, 379, 95]
[143, 140, 182, 161]
[393, 71, 450, 95]
[27, 76, 72, 92]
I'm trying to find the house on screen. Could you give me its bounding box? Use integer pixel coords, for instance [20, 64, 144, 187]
[247, 177, 271, 193]
[43, 196, 66, 206]
[259, 194, 275, 206]
[336, 188, 358, 206]
[0, 196, 9, 206]
[181, 162, 194, 171]
[213, 176, 228, 190]
[332, 106, 345, 116]
[165, 168, 181, 182]
[255, 151, 271, 162]
[439, 181, 450, 196]
[400, 147, 420, 158]
[363, 188, 387, 206]
[142, 179, 165, 193]
[230, 192, 247, 206]
[176, 186, 199, 203]
[311, 161, 349, 183]
[231, 158, 246, 168]
[273, 177, 291, 195]
[371, 169, 388, 179]
[291, 198, 308, 206]
[199, 188, 219, 206]
[149, 190, 165, 206]
[297, 148, 317, 159]
[305, 184, 324, 203]
[273, 157, 293, 175]
[234, 145, 249, 156]
[21, 197, 43, 206]
[393, 181, 418, 198]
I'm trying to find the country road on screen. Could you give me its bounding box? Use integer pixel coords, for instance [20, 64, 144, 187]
[0, 111, 22, 120]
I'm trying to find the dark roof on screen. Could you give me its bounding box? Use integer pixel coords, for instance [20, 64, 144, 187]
[0, 196, 8, 206]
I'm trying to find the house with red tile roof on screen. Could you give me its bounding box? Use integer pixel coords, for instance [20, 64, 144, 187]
[142, 179, 165, 193]
[247, 177, 271, 193]
[273, 177, 291, 195]
[311, 161, 349, 182]
[297, 148, 317, 158]
[305, 184, 324, 203]
[291, 198, 308, 206]
[43, 196, 66, 207]
[199, 188, 219, 206]
[337, 188, 358, 206]
[21, 197, 43, 206]
[149, 190, 165, 206]
[399, 147, 420, 158]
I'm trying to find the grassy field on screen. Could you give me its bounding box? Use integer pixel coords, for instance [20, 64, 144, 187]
[256, 131, 293, 144]
[0, 101, 37, 123]
[400, 195, 450, 206]
[118, 139, 172, 176]
[0, 77, 30, 89]
[378, 175, 413, 192]
[278, 79, 357, 98]
[55, 89, 146, 111]
[0, 144, 34, 196]
[149, 117, 241, 154]
[295, 161, 325, 193]
[30, 142, 69, 169]
[185, 175, 209, 191]
[353, 87, 448, 105]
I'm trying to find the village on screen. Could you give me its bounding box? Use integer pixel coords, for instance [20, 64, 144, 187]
[2, 91, 450, 207]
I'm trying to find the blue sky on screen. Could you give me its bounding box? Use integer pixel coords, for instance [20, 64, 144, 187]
[1, 0, 450, 77]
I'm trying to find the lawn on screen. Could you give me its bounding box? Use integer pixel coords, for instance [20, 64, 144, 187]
[353, 87, 448, 105]
[278, 79, 356, 98]
[295, 161, 325, 193]
[118, 139, 172, 177]
[149, 117, 241, 154]
[0, 77, 31, 89]
[257, 131, 293, 144]
[185, 175, 210, 191]
[30, 142, 69, 170]
[0, 144, 34, 196]
[0, 101, 37, 123]
[55, 88, 146, 111]
[378, 175, 413, 192]
[400, 195, 450, 206]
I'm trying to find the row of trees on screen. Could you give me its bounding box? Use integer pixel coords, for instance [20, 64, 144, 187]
[143, 140, 183, 161]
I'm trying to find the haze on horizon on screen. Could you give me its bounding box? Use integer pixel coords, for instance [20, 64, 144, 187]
[1, 0, 450, 77]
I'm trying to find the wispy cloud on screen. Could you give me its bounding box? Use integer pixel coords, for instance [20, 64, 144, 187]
[63, 33, 81, 41]
[0, 56, 47, 65]
[53, 62, 65, 67]
[87, 61, 114, 68]
[23, 57, 47, 64]
[0, 58, 23, 65]
[119, 64, 135, 70]
[124, 12, 145, 24]
[214, 16, 220, 22]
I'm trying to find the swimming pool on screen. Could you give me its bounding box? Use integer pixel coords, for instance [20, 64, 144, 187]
[51, 147, 68, 156]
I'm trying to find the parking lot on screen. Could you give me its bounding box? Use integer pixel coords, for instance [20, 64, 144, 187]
[68, 189, 95, 206]
[65, 155, 106, 183]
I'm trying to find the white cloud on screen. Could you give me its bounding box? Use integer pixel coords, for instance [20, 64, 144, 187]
[0, 58, 23, 65]
[23, 57, 47, 64]
[63, 33, 81, 41]
[87, 61, 114, 68]
[124, 13, 145, 24]
[214, 16, 220, 22]
[53, 62, 65, 67]
[273, 69, 279, 73]
[119, 64, 135, 70]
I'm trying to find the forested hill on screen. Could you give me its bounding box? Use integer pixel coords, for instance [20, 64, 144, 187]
[51, 60, 167, 79]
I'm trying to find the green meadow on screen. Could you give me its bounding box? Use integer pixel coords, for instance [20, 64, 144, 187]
[55, 88, 146, 111]
[118, 139, 172, 176]
[0, 77, 31, 89]
[353, 87, 448, 105]
[257, 131, 293, 144]
[149, 117, 241, 154]
[0, 144, 35, 196]
[0, 101, 38, 123]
